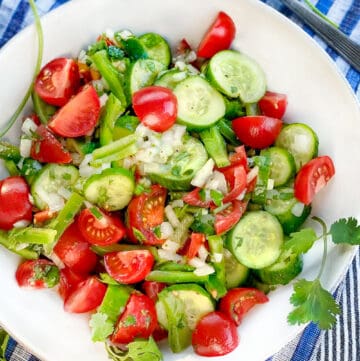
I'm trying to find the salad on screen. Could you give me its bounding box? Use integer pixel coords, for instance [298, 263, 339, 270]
[0, 7, 358, 360]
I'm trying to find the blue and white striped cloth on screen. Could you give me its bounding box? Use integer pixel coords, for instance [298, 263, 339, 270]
[0, 1, 359, 360]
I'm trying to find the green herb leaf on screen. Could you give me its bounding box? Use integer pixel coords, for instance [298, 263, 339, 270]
[330, 217, 360, 245]
[210, 189, 223, 207]
[288, 278, 340, 329]
[283, 228, 318, 254]
[89, 312, 114, 342]
[105, 337, 163, 361]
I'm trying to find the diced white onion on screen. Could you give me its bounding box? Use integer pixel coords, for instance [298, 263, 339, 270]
[188, 257, 206, 268]
[171, 199, 184, 208]
[291, 202, 305, 217]
[186, 50, 197, 63]
[158, 249, 183, 262]
[205, 171, 228, 194]
[247, 166, 259, 183]
[186, 63, 200, 75]
[49, 252, 65, 269]
[99, 93, 109, 107]
[267, 178, 275, 190]
[21, 117, 38, 136]
[19, 138, 32, 158]
[160, 222, 174, 240]
[198, 245, 209, 262]
[165, 205, 180, 228]
[236, 189, 247, 201]
[162, 239, 180, 252]
[47, 195, 65, 212]
[194, 264, 215, 276]
[79, 154, 109, 178]
[213, 252, 223, 263]
[191, 158, 215, 187]
[175, 60, 186, 71]
[13, 220, 31, 228]
[172, 71, 188, 82]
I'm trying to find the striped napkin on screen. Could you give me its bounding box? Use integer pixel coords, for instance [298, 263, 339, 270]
[0, 1, 359, 360]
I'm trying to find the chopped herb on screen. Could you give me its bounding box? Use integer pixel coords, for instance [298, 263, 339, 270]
[153, 226, 161, 238]
[210, 189, 223, 207]
[132, 228, 146, 243]
[90, 207, 103, 220]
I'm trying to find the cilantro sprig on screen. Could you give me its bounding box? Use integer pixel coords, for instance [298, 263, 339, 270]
[286, 216, 360, 329]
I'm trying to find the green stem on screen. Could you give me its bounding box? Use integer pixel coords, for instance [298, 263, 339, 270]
[312, 216, 328, 279]
[0, 0, 43, 138]
[303, 0, 339, 29]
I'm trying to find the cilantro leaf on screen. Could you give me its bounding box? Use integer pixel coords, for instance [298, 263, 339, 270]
[283, 228, 318, 255]
[89, 312, 114, 342]
[330, 217, 360, 245]
[287, 279, 340, 329]
[106, 337, 163, 361]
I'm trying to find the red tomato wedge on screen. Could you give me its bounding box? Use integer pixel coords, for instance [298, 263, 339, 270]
[182, 187, 213, 208]
[258, 91, 288, 119]
[59, 267, 87, 300]
[294, 155, 335, 205]
[232, 115, 283, 149]
[197, 11, 236, 58]
[132, 86, 178, 132]
[64, 276, 107, 313]
[53, 222, 98, 275]
[0, 176, 33, 231]
[78, 208, 126, 246]
[126, 185, 166, 245]
[219, 287, 269, 325]
[192, 311, 239, 356]
[186, 232, 206, 259]
[111, 293, 158, 344]
[34, 58, 80, 107]
[30, 125, 72, 164]
[48, 85, 100, 137]
[15, 259, 59, 289]
[215, 200, 247, 235]
[104, 250, 154, 284]
[220, 165, 247, 203]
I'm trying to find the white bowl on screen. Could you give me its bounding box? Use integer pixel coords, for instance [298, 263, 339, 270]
[0, 0, 359, 360]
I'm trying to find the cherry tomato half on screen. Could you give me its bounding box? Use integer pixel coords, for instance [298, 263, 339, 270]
[126, 185, 167, 245]
[48, 85, 100, 137]
[0, 176, 33, 231]
[192, 311, 239, 356]
[104, 250, 154, 284]
[16, 259, 59, 289]
[258, 91, 288, 119]
[58, 267, 87, 301]
[215, 200, 247, 235]
[132, 86, 178, 132]
[64, 276, 107, 313]
[30, 125, 72, 164]
[34, 58, 80, 107]
[141, 281, 166, 302]
[197, 12, 236, 58]
[219, 287, 269, 325]
[111, 293, 158, 344]
[232, 115, 283, 149]
[78, 208, 126, 246]
[294, 155, 335, 205]
[53, 222, 98, 275]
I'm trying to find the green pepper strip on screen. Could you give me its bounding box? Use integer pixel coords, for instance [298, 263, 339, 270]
[146, 270, 208, 284]
[92, 134, 137, 160]
[0, 142, 21, 161]
[91, 244, 159, 261]
[0, 230, 38, 259]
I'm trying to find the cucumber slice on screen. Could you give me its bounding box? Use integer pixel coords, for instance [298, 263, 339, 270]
[264, 187, 311, 234]
[156, 284, 214, 330]
[31, 164, 79, 210]
[139, 32, 171, 67]
[174, 76, 226, 130]
[275, 123, 319, 171]
[261, 147, 296, 187]
[113, 115, 139, 140]
[224, 248, 249, 289]
[147, 136, 208, 190]
[255, 248, 303, 285]
[127, 58, 166, 95]
[84, 167, 134, 211]
[206, 50, 267, 103]
[227, 211, 284, 269]
[155, 68, 188, 89]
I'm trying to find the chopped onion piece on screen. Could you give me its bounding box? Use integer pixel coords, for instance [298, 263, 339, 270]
[188, 257, 206, 268]
[171, 199, 184, 208]
[267, 178, 275, 190]
[21, 117, 38, 136]
[198, 245, 209, 262]
[191, 158, 215, 187]
[162, 239, 180, 252]
[291, 202, 305, 217]
[158, 249, 183, 262]
[49, 252, 65, 269]
[19, 137, 32, 158]
[247, 166, 259, 184]
[13, 220, 31, 229]
[213, 252, 223, 263]
[160, 222, 174, 240]
[205, 171, 228, 194]
[165, 205, 180, 228]
[194, 264, 215, 276]
[99, 93, 109, 107]
[236, 189, 247, 201]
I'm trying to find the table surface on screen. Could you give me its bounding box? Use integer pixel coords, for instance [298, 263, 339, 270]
[0, 1, 359, 361]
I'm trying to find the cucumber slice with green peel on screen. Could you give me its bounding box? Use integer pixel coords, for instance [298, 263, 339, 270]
[31, 164, 79, 210]
[156, 283, 214, 331]
[261, 147, 296, 187]
[127, 58, 166, 95]
[84, 167, 134, 211]
[255, 248, 303, 285]
[154, 68, 188, 89]
[174, 76, 226, 130]
[224, 248, 249, 289]
[139, 32, 171, 67]
[206, 50, 267, 103]
[113, 115, 139, 140]
[227, 211, 284, 269]
[275, 123, 319, 171]
[147, 136, 208, 190]
[265, 187, 311, 234]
